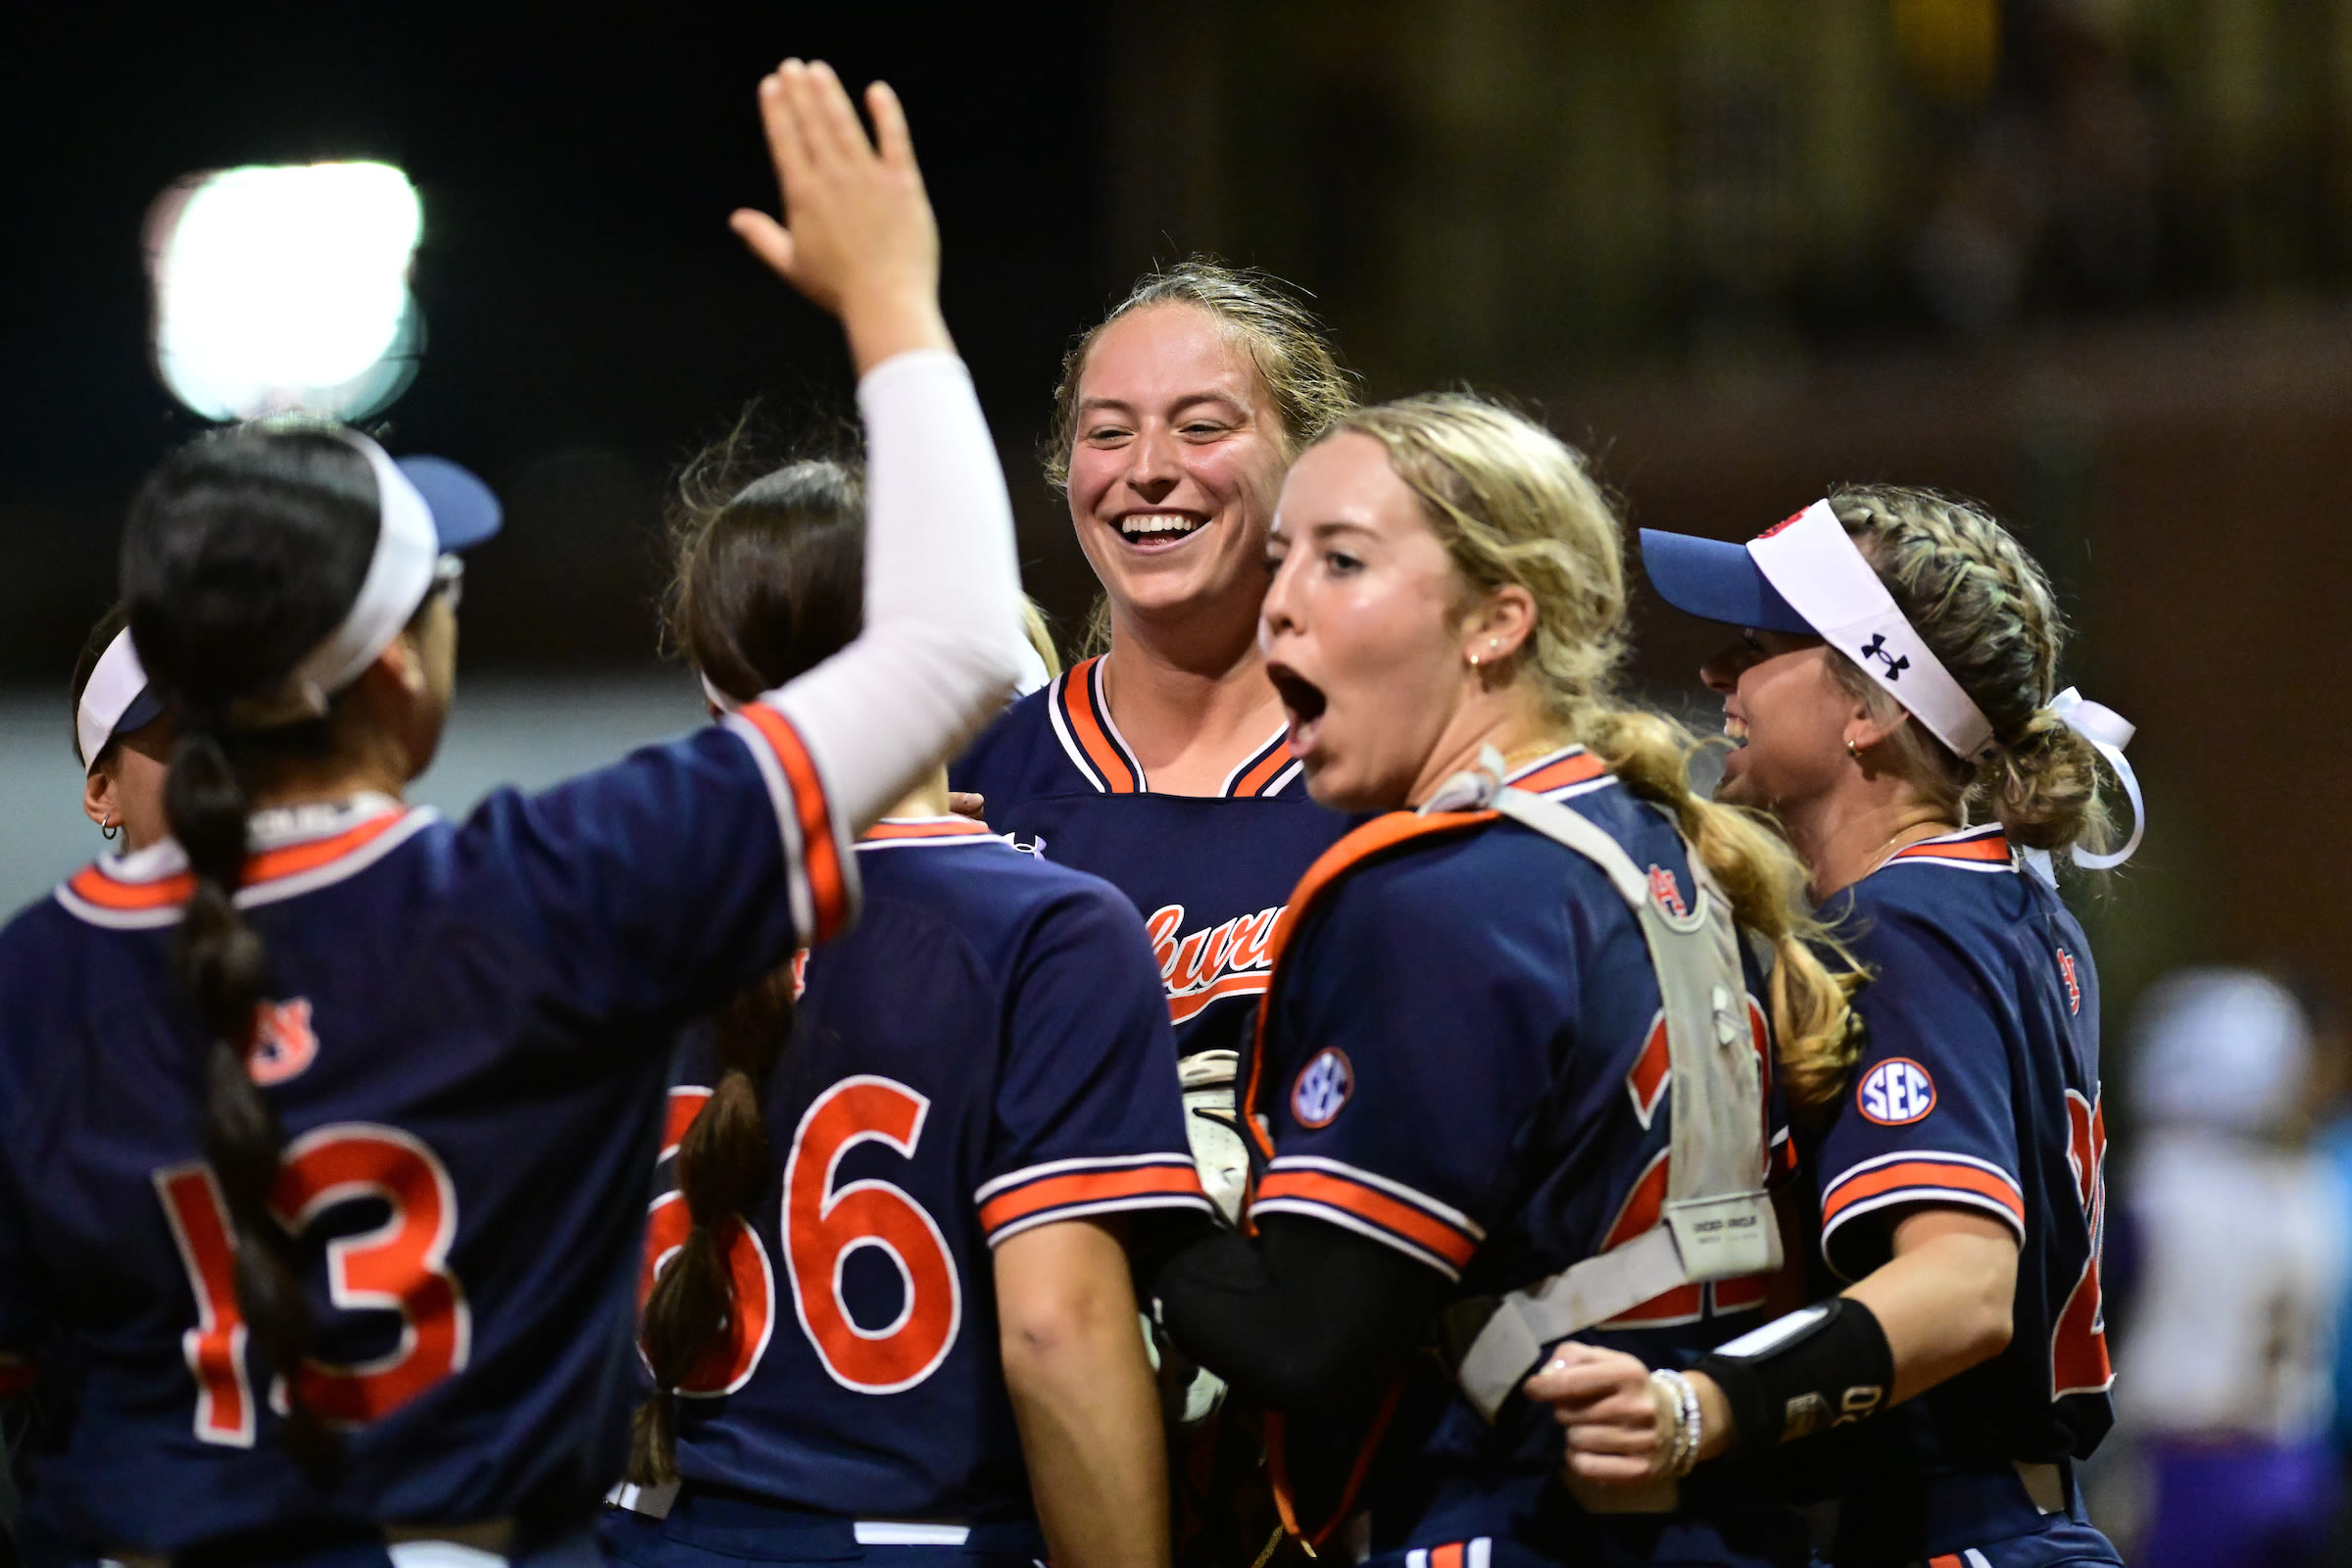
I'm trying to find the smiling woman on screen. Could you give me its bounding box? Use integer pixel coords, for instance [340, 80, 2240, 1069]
[951, 260, 1361, 1565]
[952, 263, 1359, 1062]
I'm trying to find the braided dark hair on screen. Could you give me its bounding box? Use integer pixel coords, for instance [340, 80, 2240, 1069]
[121, 423, 384, 1475]
[628, 445, 864, 1485]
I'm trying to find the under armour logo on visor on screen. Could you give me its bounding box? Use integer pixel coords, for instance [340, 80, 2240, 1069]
[1857, 634, 1910, 681]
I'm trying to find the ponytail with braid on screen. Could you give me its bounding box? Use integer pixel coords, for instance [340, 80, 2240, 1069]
[628, 442, 866, 1485]
[121, 423, 387, 1475]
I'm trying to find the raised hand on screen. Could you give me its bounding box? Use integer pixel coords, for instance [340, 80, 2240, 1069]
[731, 59, 951, 373]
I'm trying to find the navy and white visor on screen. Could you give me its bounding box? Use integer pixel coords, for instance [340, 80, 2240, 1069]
[75, 630, 166, 770]
[228, 431, 501, 727]
[1642, 500, 2143, 871]
[1642, 501, 1997, 761]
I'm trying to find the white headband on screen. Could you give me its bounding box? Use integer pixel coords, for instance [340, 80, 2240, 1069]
[1749, 500, 2145, 873]
[231, 430, 441, 726]
[76, 628, 154, 770]
[1747, 501, 1997, 761]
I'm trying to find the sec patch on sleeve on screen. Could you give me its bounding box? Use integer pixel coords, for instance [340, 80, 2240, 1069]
[1291, 1048, 1354, 1129]
[1856, 1057, 1937, 1125]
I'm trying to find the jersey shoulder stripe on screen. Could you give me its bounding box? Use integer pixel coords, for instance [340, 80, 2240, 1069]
[728, 701, 857, 944]
[1885, 824, 2015, 874]
[1820, 1150, 2028, 1250]
[1051, 657, 1143, 794]
[1252, 1154, 1484, 1279]
[1222, 727, 1304, 798]
[1504, 745, 1614, 801]
[56, 808, 437, 930]
[1240, 808, 1499, 1158]
[858, 816, 1003, 848]
[974, 1154, 1207, 1244]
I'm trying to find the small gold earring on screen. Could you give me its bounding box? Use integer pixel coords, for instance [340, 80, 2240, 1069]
[1845, 739, 1862, 760]
[1468, 653, 1483, 669]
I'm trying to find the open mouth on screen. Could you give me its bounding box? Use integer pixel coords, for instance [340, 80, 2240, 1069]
[1723, 712, 1749, 749]
[1113, 510, 1207, 546]
[1267, 662, 1327, 757]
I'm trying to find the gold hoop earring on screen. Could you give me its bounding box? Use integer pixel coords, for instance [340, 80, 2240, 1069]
[1845, 740, 1862, 761]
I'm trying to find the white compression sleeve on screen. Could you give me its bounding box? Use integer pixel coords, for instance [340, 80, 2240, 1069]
[762, 349, 1021, 836]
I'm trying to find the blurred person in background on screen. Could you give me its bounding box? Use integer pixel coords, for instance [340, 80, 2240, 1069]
[2123, 967, 2346, 1568]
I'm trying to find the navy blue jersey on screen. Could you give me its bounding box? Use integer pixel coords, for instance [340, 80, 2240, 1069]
[0, 707, 850, 1553]
[1239, 751, 1803, 1563]
[950, 656, 1353, 1057]
[1807, 825, 2114, 1475]
[643, 816, 1209, 1519]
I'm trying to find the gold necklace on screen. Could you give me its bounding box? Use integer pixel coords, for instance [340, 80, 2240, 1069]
[1859, 818, 1959, 876]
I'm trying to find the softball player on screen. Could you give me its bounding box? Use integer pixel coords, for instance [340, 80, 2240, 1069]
[949, 260, 1360, 1088]
[0, 60, 1020, 1566]
[1537, 488, 2138, 1566]
[948, 262, 1364, 1563]
[603, 455, 1208, 1568]
[70, 608, 172, 852]
[1151, 395, 1858, 1568]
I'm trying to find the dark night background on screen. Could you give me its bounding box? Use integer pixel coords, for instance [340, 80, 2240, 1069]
[1, 3, 1115, 677]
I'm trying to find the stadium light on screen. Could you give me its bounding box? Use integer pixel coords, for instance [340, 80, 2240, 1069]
[146, 162, 423, 422]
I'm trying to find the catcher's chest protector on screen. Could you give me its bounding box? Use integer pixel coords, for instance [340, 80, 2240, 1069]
[1437, 767, 1780, 1423]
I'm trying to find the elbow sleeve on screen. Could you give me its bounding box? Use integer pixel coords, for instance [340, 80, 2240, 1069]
[1152, 1217, 1447, 1417]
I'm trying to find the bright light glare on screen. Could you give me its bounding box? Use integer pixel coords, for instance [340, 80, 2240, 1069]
[149, 162, 423, 421]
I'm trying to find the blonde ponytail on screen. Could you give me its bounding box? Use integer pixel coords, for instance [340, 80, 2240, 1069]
[1584, 707, 1864, 1108]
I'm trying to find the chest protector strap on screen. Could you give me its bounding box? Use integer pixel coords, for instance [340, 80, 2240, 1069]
[1442, 779, 1781, 1422]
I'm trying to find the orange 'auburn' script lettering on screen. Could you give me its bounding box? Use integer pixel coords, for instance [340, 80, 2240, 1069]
[1146, 904, 1284, 1025]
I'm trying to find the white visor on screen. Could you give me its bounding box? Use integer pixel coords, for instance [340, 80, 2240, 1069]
[76, 628, 162, 771]
[1746, 501, 1997, 762]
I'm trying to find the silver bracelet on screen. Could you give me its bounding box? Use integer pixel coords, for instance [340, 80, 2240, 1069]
[1649, 1368, 1702, 1478]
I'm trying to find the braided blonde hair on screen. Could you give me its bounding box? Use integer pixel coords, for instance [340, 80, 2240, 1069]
[1331, 395, 1863, 1106]
[1824, 486, 2116, 864]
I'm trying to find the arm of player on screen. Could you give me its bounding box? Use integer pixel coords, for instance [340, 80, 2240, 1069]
[1528, 1204, 2019, 1481]
[996, 1217, 1171, 1568]
[732, 61, 1019, 837]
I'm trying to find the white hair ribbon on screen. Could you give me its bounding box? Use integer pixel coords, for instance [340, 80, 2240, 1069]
[1745, 501, 1997, 762]
[76, 627, 153, 770]
[232, 430, 441, 726]
[2048, 687, 2143, 870]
